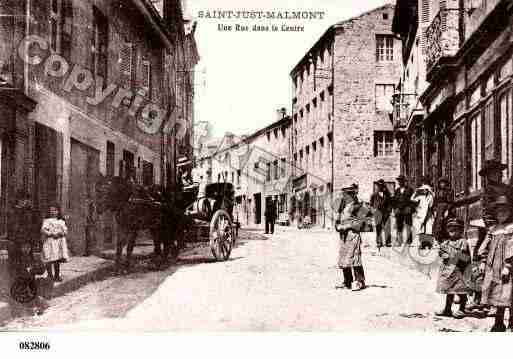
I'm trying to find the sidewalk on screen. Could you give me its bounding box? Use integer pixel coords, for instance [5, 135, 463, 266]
[0, 241, 156, 325]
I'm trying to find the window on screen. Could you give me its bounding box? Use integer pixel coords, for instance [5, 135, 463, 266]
[281, 126, 286, 138]
[376, 35, 394, 62]
[119, 43, 134, 89]
[300, 109, 304, 118]
[142, 161, 154, 186]
[500, 91, 511, 180]
[383, 12, 388, 20]
[374, 131, 394, 157]
[237, 169, 241, 185]
[92, 7, 109, 80]
[281, 158, 286, 177]
[320, 91, 325, 102]
[106, 141, 115, 177]
[49, 0, 73, 57]
[294, 114, 298, 123]
[375, 84, 395, 111]
[273, 160, 279, 180]
[306, 104, 310, 113]
[231, 171, 234, 183]
[266, 162, 271, 182]
[141, 59, 151, 96]
[274, 128, 278, 139]
[484, 99, 495, 160]
[470, 113, 482, 191]
[313, 98, 317, 108]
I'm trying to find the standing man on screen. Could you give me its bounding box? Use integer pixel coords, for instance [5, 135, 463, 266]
[264, 197, 277, 234]
[370, 179, 392, 249]
[392, 175, 414, 246]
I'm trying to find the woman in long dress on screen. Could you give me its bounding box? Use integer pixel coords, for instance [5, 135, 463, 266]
[411, 177, 435, 249]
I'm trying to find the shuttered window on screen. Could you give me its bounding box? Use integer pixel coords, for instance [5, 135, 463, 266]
[119, 43, 133, 88]
[439, 0, 447, 31]
[421, 0, 430, 22]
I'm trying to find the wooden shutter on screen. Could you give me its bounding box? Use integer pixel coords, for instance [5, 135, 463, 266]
[439, 0, 447, 32]
[420, 0, 430, 54]
[119, 43, 133, 88]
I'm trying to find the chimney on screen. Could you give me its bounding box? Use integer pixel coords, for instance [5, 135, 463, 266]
[276, 108, 287, 121]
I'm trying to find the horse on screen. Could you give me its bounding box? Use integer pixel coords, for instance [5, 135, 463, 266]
[95, 175, 186, 271]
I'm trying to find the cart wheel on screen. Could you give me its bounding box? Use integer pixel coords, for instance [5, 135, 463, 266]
[10, 277, 37, 304]
[209, 210, 233, 261]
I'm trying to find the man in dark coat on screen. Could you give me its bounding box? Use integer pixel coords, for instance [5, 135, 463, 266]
[370, 179, 392, 249]
[392, 175, 414, 245]
[264, 197, 277, 234]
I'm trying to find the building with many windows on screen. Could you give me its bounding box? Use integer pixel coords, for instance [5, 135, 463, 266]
[392, 0, 513, 234]
[0, 0, 191, 255]
[290, 3, 402, 226]
[194, 110, 293, 227]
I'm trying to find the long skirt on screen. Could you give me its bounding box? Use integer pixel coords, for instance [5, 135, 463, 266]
[42, 236, 70, 263]
[338, 230, 362, 268]
[436, 261, 471, 295]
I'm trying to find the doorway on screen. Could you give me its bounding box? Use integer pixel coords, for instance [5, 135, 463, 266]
[69, 139, 100, 255]
[253, 193, 261, 224]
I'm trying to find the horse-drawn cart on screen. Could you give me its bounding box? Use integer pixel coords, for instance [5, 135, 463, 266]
[182, 182, 238, 261]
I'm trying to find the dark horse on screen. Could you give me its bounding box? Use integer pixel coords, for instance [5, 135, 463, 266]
[96, 175, 189, 271]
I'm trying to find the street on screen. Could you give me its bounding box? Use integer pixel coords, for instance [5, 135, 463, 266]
[2, 227, 495, 331]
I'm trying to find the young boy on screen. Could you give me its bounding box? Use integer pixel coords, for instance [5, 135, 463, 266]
[478, 195, 513, 331]
[435, 217, 471, 319]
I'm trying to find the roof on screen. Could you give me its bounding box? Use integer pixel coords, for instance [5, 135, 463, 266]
[290, 3, 395, 77]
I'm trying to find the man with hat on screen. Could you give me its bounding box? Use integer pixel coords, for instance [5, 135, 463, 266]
[392, 174, 414, 245]
[370, 179, 392, 248]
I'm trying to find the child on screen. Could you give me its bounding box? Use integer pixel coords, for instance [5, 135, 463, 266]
[41, 205, 69, 282]
[435, 217, 471, 319]
[478, 195, 513, 332]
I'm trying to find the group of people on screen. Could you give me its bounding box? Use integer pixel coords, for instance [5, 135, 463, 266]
[370, 174, 455, 250]
[336, 159, 513, 331]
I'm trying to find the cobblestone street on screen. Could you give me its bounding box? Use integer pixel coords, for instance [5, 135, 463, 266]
[1, 227, 497, 331]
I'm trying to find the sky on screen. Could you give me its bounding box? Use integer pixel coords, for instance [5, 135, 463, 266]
[188, 0, 392, 138]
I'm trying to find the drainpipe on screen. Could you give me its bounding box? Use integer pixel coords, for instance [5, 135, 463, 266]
[330, 35, 335, 228]
[24, 0, 30, 95]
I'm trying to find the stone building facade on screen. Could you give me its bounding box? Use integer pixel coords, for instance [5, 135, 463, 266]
[0, 0, 190, 255]
[290, 4, 402, 226]
[392, 0, 513, 236]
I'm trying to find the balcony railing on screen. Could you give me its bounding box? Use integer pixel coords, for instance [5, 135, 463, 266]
[425, 9, 461, 79]
[392, 93, 419, 131]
